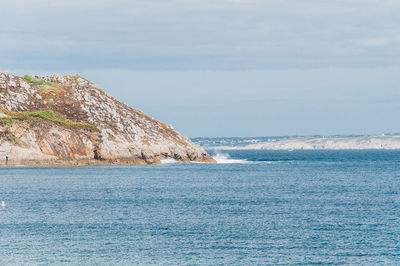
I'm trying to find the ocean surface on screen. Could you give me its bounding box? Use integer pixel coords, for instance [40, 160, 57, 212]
[1, 143, 400, 264]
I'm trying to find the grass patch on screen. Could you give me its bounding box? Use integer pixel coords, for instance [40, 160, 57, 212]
[24, 75, 62, 97]
[24, 75, 59, 89]
[0, 108, 98, 131]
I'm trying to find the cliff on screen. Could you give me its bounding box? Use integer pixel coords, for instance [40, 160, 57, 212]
[0, 72, 215, 166]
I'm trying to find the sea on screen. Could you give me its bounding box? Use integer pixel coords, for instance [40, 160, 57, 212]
[1, 137, 400, 265]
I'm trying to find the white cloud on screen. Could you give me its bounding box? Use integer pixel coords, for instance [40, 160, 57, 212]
[0, 0, 399, 70]
[359, 38, 390, 47]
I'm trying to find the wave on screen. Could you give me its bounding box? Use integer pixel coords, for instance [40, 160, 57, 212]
[161, 158, 179, 164]
[212, 152, 249, 164]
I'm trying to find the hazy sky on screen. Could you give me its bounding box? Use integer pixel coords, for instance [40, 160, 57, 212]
[2, 0, 400, 137]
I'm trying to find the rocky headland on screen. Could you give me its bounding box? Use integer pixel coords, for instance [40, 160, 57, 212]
[0, 72, 215, 166]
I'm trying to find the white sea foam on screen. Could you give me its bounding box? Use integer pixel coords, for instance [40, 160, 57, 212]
[205, 135, 400, 150]
[212, 152, 249, 164]
[161, 158, 179, 164]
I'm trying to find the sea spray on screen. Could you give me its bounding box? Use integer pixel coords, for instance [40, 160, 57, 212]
[212, 151, 249, 164]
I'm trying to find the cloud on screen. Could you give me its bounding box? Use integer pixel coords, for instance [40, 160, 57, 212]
[359, 38, 390, 47]
[1, 0, 400, 70]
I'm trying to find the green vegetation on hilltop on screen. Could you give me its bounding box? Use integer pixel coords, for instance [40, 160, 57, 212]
[0, 108, 98, 131]
[24, 75, 59, 88]
[24, 75, 62, 96]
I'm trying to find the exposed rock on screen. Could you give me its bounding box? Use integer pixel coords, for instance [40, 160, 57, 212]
[0, 72, 215, 166]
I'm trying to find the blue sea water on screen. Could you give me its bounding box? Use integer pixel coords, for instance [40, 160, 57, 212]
[1, 149, 400, 265]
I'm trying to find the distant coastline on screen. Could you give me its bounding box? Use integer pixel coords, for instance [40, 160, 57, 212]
[194, 134, 400, 150]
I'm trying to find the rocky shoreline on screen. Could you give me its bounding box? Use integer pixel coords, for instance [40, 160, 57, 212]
[0, 72, 215, 165]
[0, 156, 215, 167]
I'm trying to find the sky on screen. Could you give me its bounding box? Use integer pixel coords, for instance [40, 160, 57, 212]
[1, 0, 400, 137]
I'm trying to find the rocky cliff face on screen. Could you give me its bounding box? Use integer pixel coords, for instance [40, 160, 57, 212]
[0, 72, 215, 165]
